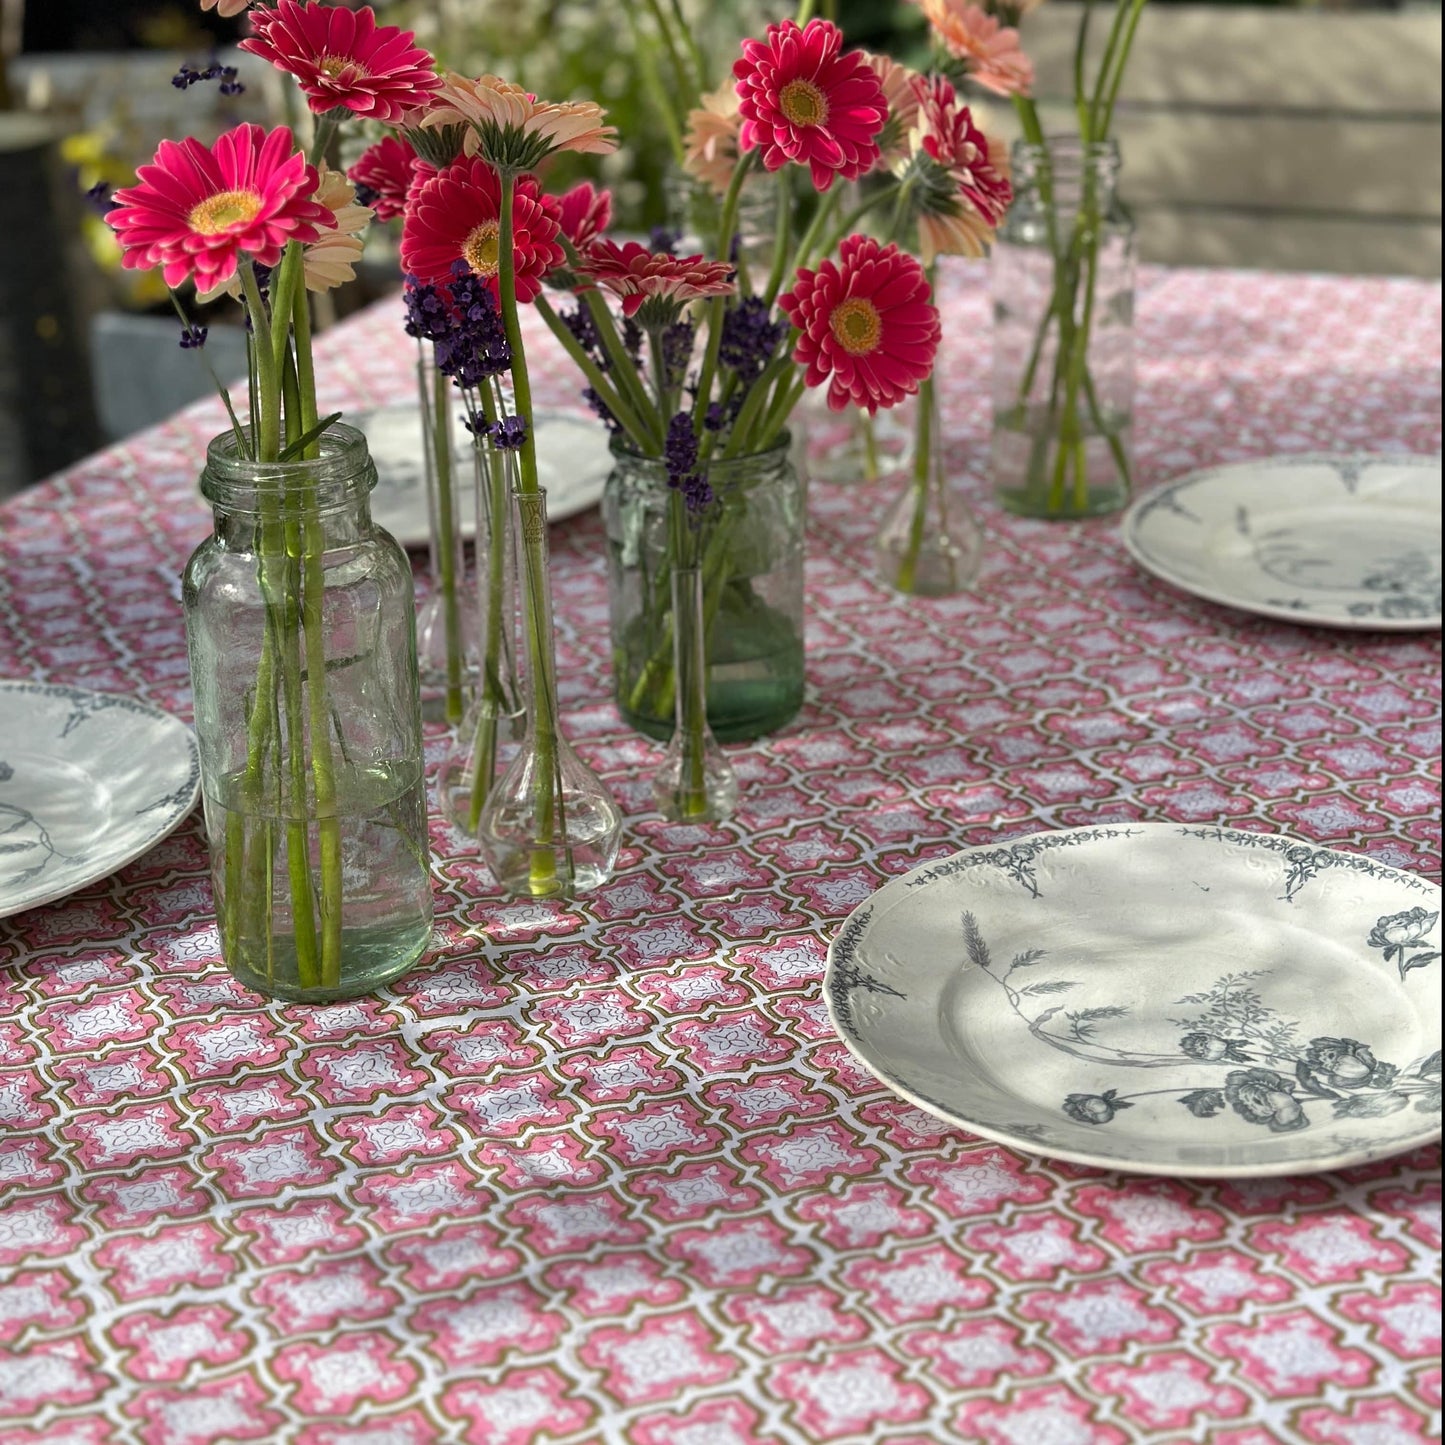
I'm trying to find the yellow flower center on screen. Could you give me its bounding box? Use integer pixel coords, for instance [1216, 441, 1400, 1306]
[462, 221, 501, 278]
[319, 53, 366, 80]
[779, 79, 828, 128]
[830, 297, 882, 356]
[187, 189, 264, 236]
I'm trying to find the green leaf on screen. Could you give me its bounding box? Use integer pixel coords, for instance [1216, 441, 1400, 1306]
[278, 412, 343, 462]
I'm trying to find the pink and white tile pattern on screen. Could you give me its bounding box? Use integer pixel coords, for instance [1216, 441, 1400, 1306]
[0, 263, 1439, 1442]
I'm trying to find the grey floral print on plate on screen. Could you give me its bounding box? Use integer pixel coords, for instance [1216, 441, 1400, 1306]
[0, 682, 200, 919]
[1122, 454, 1441, 631]
[825, 825, 1442, 1177]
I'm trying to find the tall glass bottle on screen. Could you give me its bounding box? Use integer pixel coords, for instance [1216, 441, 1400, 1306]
[415, 351, 478, 721]
[874, 380, 984, 597]
[992, 136, 1135, 519]
[437, 439, 523, 835]
[183, 424, 433, 1000]
[478, 484, 622, 897]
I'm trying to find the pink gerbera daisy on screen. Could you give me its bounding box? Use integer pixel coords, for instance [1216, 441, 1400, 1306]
[779, 234, 941, 414]
[400, 157, 563, 302]
[908, 75, 1013, 261]
[732, 19, 889, 192]
[547, 181, 612, 253]
[240, 1, 441, 123]
[347, 136, 417, 222]
[107, 122, 332, 294]
[576, 240, 736, 322]
[915, 0, 1034, 98]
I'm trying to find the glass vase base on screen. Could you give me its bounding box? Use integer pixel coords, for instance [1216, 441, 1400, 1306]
[992, 407, 1132, 520]
[619, 673, 804, 745]
[224, 921, 433, 1002]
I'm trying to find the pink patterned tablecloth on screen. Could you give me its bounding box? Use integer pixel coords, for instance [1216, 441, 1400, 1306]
[0, 263, 1440, 1445]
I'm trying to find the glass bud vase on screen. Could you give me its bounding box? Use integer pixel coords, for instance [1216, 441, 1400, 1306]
[875, 381, 984, 597]
[654, 566, 738, 822]
[991, 136, 1135, 519]
[436, 439, 523, 835]
[415, 351, 477, 722]
[478, 484, 622, 898]
[182, 425, 434, 1001]
[602, 435, 805, 742]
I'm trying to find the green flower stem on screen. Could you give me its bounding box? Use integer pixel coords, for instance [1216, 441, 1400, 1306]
[755, 371, 806, 452]
[668, 0, 709, 92]
[533, 293, 655, 449]
[812, 189, 890, 268]
[499, 170, 560, 894]
[626, 15, 686, 165]
[894, 376, 936, 594]
[291, 274, 344, 988]
[1097, 0, 1150, 140]
[667, 497, 708, 817]
[721, 355, 790, 459]
[429, 358, 466, 724]
[466, 381, 514, 833]
[761, 171, 794, 308]
[640, 0, 696, 108]
[692, 152, 756, 432]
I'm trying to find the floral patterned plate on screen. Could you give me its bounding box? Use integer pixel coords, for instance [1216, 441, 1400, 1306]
[825, 825, 1441, 1177]
[0, 682, 200, 920]
[1122, 454, 1441, 630]
[353, 402, 611, 548]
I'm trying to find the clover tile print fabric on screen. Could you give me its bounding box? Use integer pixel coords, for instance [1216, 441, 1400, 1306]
[0, 264, 1440, 1444]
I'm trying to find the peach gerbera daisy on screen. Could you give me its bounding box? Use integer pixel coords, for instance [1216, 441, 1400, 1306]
[916, 0, 1034, 98]
[682, 82, 743, 197]
[779, 234, 941, 414]
[423, 72, 617, 172]
[199, 0, 250, 15]
[858, 50, 924, 168]
[108, 123, 332, 294]
[301, 165, 371, 292]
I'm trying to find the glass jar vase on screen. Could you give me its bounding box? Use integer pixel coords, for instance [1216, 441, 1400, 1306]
[991, 137, 1136, 519]
[182, 424, 433, 1001]
[602, 436, 805, 743]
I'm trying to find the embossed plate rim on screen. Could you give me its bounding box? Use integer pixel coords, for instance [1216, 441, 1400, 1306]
[1121, 452, 1442, 631]
[0, 681, 201, 920]
[824, 824, 1442, 1178]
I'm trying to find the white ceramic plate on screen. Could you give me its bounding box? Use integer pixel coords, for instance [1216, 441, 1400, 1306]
[825, 825, 1442, 1177]
[354, 402, 611, 548]
[1121, 454, 1442, 629]
[0, 682, 201, 920]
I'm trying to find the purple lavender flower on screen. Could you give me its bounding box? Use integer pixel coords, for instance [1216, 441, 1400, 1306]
[178, 324, 208, 350]
[488, 415, 528, 451]
[621, 316, 644, 366]
[719, 297, 787, 386]
[664, 411, 713, 516]
[402, 278, 451, 343]
[83, 181, 116, 217]
[583, 387, 621, 435]
[561, 303, 608, 371]
[439, 264, 511, 384]
[649, 225, 682, 255]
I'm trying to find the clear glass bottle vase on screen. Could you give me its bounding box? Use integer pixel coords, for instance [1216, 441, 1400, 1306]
[653, 565, 738, 822]
[477, 484, 622, 898]
[991, 136, 1135, 519]
[874, 381, 984, 597]
[182, 425, 433, 1001]
[436, 438, 524, 835]
[415, 350, 478, 722]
